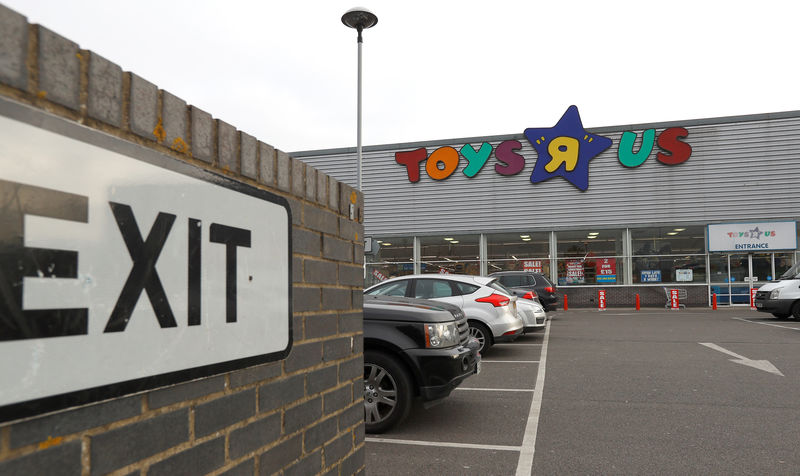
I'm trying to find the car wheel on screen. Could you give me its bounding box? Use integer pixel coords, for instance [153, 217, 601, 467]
[791, 301, 800, 319]
[363, 350, 413, 433]
[772, 312, 790, 319]
[468, 321, 492, 353]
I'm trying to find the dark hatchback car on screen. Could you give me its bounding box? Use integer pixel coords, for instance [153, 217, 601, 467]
[489, 271, 559, 311]
[363, 295, 481, 433]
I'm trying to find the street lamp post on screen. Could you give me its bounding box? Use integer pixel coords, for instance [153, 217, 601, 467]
[341, 7, 377, 192]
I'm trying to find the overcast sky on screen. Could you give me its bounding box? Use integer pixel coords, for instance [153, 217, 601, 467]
[6, 0, 800, 153]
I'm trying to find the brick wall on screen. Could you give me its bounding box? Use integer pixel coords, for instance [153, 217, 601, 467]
[0, 3, 365, 475]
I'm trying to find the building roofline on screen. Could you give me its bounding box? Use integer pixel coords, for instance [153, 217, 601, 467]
[290, 109, 800, 157]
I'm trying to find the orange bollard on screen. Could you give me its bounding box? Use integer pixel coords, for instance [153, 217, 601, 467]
[712, 293, 717, 310]
[563, 294, 568, 311]
[635, 294, 640, 311]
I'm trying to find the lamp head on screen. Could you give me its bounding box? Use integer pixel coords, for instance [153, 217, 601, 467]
[342, 7, 378, 34]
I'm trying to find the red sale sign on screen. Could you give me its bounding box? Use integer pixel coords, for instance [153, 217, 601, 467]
[523, 260, 542, 272]
[595, 258, 617, 283]
[670, 289, 680, 309]
[566, 260, 584, 284]
[598, 290, 607, 310]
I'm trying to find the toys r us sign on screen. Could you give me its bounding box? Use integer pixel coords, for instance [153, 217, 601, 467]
[396, 106, 691, 191]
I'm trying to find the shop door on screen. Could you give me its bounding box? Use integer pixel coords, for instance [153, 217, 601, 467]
[710, 253, 766, 306]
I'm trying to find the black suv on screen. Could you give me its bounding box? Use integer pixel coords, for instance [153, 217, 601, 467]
[489, 271, 558, 311]
[363, 295, 481, 433]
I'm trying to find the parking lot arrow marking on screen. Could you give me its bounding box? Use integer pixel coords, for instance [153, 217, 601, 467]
[699, 342, 784, 376]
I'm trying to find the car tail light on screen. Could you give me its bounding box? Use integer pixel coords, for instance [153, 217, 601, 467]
[544, 286, 555, 293]
[522, 291, 537, 300]
[475, 293, 510, 307]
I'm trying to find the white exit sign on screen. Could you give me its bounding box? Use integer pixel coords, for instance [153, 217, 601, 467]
[0, 105, 292, 422]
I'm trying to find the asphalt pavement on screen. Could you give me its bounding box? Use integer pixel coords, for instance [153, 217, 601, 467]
[365, 307, 800, 475]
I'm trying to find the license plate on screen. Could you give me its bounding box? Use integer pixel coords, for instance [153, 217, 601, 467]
[756, 303, 763, 308]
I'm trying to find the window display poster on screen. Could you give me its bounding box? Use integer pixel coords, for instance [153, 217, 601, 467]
[676, 269, 693, 282]
[641, 270, 662, 282]
[523, 260, 543, 273]
[566, 260, 585, 284]
[595, 258, 617, 283]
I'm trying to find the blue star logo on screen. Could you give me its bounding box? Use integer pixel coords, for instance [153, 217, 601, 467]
[524, 106, 612, 191]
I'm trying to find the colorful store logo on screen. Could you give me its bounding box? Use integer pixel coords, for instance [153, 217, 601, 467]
[395, 105, 692, 191]
[724, 226, 779, 250]
[726, 227, 777, 240]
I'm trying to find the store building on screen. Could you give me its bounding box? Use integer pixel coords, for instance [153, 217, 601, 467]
[293, 107, 800, 307]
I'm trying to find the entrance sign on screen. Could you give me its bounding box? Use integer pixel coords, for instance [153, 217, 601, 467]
[707, 221, 797, 252]
[0, 111, 292, 422]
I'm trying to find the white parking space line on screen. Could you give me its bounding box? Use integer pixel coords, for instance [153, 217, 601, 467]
[455, 387, 534, 392]
[494, 343, 542, 347]
[515, 319, 551, 476]
[366, 437, 521, 452]
[482, 360, 540, 364]
[733, 317, 800, 331]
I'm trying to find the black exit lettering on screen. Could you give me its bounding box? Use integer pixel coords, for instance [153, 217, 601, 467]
[0, 179, 253, 342]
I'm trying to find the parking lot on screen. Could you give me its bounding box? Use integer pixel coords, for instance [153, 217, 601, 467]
[365, 308, 800, 475]
[365, 320, 548, 475]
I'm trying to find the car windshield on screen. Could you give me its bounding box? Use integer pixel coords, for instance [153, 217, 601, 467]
[779, 261, 800, 279]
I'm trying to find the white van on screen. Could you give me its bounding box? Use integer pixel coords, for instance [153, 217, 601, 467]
[754, 261, 800, 318]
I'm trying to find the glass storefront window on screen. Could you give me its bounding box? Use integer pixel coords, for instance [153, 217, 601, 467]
[556, 229, 623, 285]
[556, 229, 623, 257]
[631, 225, 705, 255]
[556, 257, 624, 286]
[367, 236, 413, 264]
[632, 255, 706, 283]
[775, 253, 795, 278]
[365, 236, 414, 287]
[488, 259, 551, 275]
[364, 229, 795, 289]
[486, 231, 550, 275]
[708, 254, 728, 283]
[419, 234, 480, 276]
[487, 232, 549, 259]
[421, 260, 480, 275]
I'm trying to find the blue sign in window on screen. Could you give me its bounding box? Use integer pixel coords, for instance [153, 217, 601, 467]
[641, 270, 662, 283]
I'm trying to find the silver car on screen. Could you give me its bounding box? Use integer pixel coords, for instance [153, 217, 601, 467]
[364, 274, 524, 353]
[516, 298, 546, 332]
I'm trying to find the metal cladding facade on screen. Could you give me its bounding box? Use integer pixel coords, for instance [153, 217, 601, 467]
[293, 110, 800, 237]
